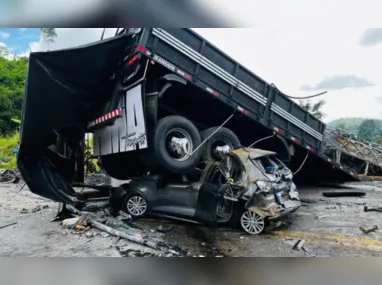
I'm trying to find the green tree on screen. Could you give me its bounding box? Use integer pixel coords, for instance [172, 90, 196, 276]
[0, 55, 28, 136]
[299, 99, 325, 120]
[374, 136, 382, 145]
[41, 28, 57, 51]
[358, 119, 378, 141]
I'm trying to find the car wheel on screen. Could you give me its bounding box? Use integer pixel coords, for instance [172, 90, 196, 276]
[200, 127, 241, 162]
[151, 115, 202, 173]
[240, 210, 265, 235]
[122, 193, 148, 217]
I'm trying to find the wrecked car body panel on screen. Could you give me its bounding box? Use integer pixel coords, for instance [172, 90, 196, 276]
[120, 147, 301, 234]
[226, 148, 301, 224]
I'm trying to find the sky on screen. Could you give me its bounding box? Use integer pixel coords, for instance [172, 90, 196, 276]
[1, 24, 381, 123]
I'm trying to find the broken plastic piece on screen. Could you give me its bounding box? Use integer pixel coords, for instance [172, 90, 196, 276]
[62, 217, 80, 229]
[360, 225, 378, 234]
[156, 225, 173, 233]
[292, 239, 306, 251]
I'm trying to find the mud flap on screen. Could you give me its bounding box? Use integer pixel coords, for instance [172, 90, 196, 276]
[194, 183, 220, 227]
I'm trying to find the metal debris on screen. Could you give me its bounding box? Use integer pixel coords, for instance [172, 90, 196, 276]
[364, 206, 382, 213]
[0, 221, 18, 230]
[322, 191, 366, 198]
[20, 208, 28, 214]
[32, 205, 41, 213]
[360, 225, 378, 234]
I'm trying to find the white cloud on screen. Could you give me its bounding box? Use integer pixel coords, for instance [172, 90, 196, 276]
[19, 28, 27, 32]
[29, 28, 117, 52]
[193, 27, 382, 123]
[0, 31, 10, 39]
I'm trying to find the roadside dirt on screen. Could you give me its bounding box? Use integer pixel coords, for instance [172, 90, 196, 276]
[1, 181, 382, 257]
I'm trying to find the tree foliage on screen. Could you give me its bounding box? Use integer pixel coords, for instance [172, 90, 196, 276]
[0, 51, 28, 136]
[299, 99, 325, 120]
[41, 28, 57, 50]
[358, 119, 380, 142]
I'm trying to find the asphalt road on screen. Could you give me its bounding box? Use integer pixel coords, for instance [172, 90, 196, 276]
[1, 180, 382, 257]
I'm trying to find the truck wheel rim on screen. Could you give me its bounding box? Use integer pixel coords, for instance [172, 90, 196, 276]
[241, 211, 265, 234]
[127, 196, 147, 216]
[211, 138, 233, 160]
[166, 128, 193, 161]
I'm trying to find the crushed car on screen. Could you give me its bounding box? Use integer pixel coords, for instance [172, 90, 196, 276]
[117, 147, 301, 235]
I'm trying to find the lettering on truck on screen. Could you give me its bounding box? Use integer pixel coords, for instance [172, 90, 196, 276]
[153, 55, 176, 72]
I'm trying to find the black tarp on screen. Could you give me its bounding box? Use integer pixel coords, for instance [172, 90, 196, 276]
[18, 33, 131, 205]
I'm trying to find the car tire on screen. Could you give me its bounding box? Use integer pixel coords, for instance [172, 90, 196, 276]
[240, 210, 265, 235]
[151, 115, 202, 173]
[122, 192, 149, 218]
[200, 127, 241, 162]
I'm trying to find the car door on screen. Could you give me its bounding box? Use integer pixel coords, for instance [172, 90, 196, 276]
[150, 182, 199, 218]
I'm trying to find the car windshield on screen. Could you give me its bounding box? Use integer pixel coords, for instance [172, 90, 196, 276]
[256, 155, 284, 174]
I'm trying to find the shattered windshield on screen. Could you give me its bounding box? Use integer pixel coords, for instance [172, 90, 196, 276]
[254, 155, 284, 174]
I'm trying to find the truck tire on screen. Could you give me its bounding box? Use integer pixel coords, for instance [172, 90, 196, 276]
[200, 127, 241, 162]
[151, 115, 202, 173]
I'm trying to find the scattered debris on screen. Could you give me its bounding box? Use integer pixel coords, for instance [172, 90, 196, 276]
[85, 231, 94, 238]
[62, 217, 80, 229]
[0, 170, 20, 184]
[322, 191, 366, 198]
[316, 215, 331, 219]
[20, 208, 28, 214]
[364, 206, 382, 213]
[292, 239, 307, 251]
[0, 221, 17, 230]
[360, 225, 378, 234]
[32, 205, 41, 213]
[300, 198, 317, 204]
[156, 225, 173, 233]
[85, 217, 187, 256]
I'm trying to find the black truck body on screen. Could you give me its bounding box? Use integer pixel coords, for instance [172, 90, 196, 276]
[18, 28, 359, 206]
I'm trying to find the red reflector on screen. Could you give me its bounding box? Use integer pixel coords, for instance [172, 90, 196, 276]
[291, 136, 300, 143]
[184, 73, 192, 80]
[128, 55, 139, 66]
[306, 145, 314, 152]
[274, 127, 284, 135]
[206, 87, 219, 97]
[135, 45, 148, 54]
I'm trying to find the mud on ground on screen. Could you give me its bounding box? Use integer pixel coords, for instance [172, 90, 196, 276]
[1, 181, 382, 257]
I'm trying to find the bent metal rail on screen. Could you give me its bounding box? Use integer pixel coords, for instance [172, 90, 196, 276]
[325, 128, 382, 172]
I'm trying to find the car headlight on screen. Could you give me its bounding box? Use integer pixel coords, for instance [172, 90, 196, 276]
[256, 180, 273, 193]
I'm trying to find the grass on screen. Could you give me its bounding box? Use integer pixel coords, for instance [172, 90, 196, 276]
[0, 132, 19, 169]
[0, 133, 95, 171]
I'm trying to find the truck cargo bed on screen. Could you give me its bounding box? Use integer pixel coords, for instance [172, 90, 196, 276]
[136, 28, 359, 181]
[144, 28, 325, 149]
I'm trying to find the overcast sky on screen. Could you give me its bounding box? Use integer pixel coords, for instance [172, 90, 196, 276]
[1, 20, 382, 123]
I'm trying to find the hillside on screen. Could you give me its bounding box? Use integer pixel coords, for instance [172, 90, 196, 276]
[328, 118, 382, 133]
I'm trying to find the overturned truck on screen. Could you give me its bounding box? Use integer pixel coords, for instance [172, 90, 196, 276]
[18, 28, 358, 224]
